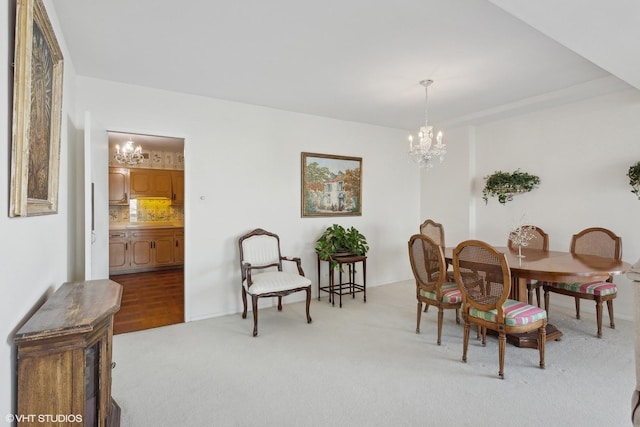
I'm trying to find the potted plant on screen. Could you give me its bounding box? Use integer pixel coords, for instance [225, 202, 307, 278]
[315, 224, 369, 270]
[627, 161, 640, 199]
[482, 169, 540, 205]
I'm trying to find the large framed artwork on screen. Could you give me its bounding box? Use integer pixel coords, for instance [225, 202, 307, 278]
[10, 0, 64, 217]
[301, 152, 362, 217]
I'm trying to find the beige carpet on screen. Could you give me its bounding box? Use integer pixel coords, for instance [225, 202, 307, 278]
[112, 280, 635, 426]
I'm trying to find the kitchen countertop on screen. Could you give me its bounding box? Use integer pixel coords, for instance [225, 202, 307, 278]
[110, 222, 184, 231]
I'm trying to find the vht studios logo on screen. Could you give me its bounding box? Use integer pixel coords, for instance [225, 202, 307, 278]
[6, 414, 83, 423]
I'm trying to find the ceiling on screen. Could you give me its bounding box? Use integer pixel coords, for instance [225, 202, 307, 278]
[51, 0, 639, 131]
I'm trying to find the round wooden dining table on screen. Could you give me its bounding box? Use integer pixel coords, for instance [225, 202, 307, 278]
[444, 245, 631, 347]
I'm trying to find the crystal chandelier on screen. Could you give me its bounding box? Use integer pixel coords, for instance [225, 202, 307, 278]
[408, 79, 446, 169]
[114, 138, 143, 165]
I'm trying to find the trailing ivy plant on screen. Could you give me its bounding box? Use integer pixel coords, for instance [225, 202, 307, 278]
[482, 169, 541, 205]
[628, 161, 640, 199]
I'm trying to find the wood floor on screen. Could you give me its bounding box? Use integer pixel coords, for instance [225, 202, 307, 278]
[110, 268, 184, 335]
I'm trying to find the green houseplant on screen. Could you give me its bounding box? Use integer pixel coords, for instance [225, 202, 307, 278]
[627, 161, 640, 199]
[482, 169, 540, 205]
[315, 224, 369, 270]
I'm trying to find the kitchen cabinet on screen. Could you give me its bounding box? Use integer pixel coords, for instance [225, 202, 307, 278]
[174, 229, 185, 263]
[14, 280, 122, 427]
[109, 227, 184, 274]
[130, 229, 175, 269]
[129, 169, 172, 199]
[109, 168, 129, 205]
[109, 231, 130, 273]
[171, 170, 185, 204]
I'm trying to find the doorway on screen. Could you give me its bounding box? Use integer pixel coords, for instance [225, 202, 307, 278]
[106, 131, 185, 334]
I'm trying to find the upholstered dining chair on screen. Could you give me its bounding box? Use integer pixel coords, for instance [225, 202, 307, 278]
[543, 227, 621, 338]
[408, 234, 461, 345]
[238, 228, 312, 336]
[453, 240, 547, 379]
[507, 225, 549, 307]
[420, 219, 453, 312]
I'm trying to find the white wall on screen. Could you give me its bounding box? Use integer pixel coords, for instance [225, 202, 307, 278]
[424, 88, 640, 320]
[75, 77, 419, 321]
[1, 0, 80, 420]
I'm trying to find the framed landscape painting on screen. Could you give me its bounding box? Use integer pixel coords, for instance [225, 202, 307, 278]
[10, 0, 64, 217]
[301, 152, 362, 217]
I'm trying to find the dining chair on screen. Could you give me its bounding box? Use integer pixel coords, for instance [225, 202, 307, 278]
[419, 219, 453, 312]
[408, 234, 461, 345]
[507, 225, 549, 307]
[238, 228, 312, 336]
[543, 227, 621, 338]
[453, 239, 547, 379]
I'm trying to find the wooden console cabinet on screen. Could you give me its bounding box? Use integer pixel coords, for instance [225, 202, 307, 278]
[14, 280, 122, 427]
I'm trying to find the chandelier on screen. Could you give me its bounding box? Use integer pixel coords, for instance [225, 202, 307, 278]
[408, 79, 446, 169]
[114, 138, 143, 165]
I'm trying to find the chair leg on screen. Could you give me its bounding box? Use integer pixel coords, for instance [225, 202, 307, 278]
[437, 307, 444, 345]
[305, 287, 312, 324]
[575, 296, 581, 320]
[528, 286, 534, 305]
[607, 299, 615, 329]
[423, 303, 429, 313]
[277, 296, 283, 311]
[241, 288, 248, 319]
[535, 286, 542, 308]
[251, 295, 259, 337]
[539, 322, 546, 369]
[462, 321, 470, 363]
[498, 331, 506, 379]
[455, 308, 460, 325]
[595, 299, 603, 338]
[416, 302, 422, 334]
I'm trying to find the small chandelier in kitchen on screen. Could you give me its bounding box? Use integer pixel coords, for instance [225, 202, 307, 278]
[408, 79, 446, 169]
[114, 137, 143, 165]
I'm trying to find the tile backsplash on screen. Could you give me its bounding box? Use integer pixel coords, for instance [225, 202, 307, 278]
[110, 199, 184, 224]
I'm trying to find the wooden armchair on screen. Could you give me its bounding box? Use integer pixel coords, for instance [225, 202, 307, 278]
[453, 240, 547, 379]
[543, 227, 621, 338]
[507, 225, 549, 307]
[408, 234, 461, 345]
[238, 228, 312, 336]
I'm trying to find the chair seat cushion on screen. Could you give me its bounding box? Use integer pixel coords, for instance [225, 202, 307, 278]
[244, 271, 311, 295]
[420, 281, 462, 304]
[469, 299, 547, 326]
[547, 281, 617, 296]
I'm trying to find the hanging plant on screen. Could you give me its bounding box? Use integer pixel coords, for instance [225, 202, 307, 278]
[628, 161, 640, 199]
[482, 169, 540, 205]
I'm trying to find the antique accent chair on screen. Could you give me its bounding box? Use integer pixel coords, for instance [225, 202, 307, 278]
[408, 234, 461, 345]
[507, 225, 549, 307]
[543, 227, 621, 338]
[453, 240, 547, 379]
[238, 228, 312, 336]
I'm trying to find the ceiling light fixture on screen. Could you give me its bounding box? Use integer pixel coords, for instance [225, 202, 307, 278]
[408, 79, 446, 169]
[114, 137, 143, 165]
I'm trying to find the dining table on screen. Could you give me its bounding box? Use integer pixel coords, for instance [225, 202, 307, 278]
[444, 245, 631, 348]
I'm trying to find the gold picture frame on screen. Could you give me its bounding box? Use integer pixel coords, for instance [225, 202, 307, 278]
[301, 152, 362, 217]
[10, 0, 64, 217]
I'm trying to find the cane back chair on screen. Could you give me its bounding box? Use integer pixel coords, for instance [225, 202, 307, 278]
[543, 227, 621, 338]
[453, 240, 547, 379]
[408, 234, 461, 345]
[507, 225, 549, 307]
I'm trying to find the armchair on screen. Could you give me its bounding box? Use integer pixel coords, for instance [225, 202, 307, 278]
[238, 228, 312, 336]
